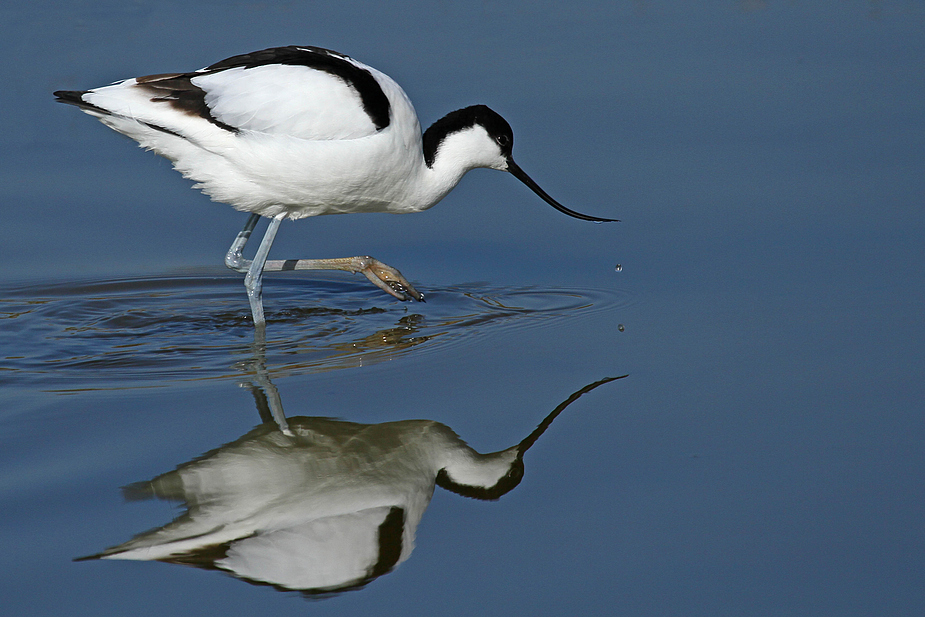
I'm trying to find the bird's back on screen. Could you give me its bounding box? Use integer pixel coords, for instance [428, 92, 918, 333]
[56, 46, 430, 218]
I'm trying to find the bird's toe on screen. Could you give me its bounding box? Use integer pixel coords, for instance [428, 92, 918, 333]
[359, 257, 424, 302]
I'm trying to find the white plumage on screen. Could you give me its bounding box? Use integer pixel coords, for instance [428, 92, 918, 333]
[56, 46, 615, 326]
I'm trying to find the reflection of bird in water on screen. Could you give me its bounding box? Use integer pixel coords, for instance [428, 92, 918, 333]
[54, 45, 616, 327]
[77, 376, 625, 596]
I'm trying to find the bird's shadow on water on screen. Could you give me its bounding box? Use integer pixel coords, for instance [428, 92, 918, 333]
[0, 272, 632, 390]
[73, 329, 626, 598]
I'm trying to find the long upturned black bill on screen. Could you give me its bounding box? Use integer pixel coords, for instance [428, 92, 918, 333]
[517, 375, 628, 455]
[507, 159, 618, 223]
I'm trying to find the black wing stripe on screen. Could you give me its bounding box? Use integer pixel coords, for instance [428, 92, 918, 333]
[133, 45, 391, 133]
[201, 46, 391, 131]
[60, 47, 392, 137]
[135, 73, 240, 134]
[132, 46, 391, 134]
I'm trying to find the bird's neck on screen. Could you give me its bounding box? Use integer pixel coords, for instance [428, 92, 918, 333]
[410, 128, 493, 210]
[410, 157, 469, 210]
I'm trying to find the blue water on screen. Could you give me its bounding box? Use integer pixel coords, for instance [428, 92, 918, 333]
[2, 2, 925, 616]
[0, 274, 627, 389]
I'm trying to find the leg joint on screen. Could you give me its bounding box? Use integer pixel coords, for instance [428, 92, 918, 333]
[225, 250, 250, 272]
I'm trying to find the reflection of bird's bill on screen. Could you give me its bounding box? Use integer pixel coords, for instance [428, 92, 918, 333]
[518, 375, 628, 454]
[506, 159, 619, 223]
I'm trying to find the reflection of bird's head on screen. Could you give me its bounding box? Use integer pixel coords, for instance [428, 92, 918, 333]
[435, 375, 626, 501]
[436, 446, 525, 501]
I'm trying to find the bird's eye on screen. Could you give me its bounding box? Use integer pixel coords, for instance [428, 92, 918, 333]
[496, 134, 510, 147]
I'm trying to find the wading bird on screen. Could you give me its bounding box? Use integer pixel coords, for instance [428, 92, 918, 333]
[55, 46, 615, 326]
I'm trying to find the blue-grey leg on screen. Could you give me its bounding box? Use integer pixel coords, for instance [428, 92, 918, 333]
[224, 213, 260, 272]
[224, 213, 424, 319]
[243, 213, 284, 327]
[266, 255, 424, 301]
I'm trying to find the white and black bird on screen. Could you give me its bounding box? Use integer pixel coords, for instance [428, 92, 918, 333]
[55, 46, 615, 326]
[75, 376, 623, 595]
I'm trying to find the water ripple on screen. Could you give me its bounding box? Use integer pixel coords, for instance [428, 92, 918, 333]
[0, 273, 632, 390]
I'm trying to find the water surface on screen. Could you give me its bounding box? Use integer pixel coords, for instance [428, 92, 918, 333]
[1, 274, 629, 390]
[2, 2, 924, 616]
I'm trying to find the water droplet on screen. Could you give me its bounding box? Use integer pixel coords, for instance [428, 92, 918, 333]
[614, 264, 622, 272]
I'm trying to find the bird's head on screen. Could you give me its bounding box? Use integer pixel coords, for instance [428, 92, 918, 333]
[423, 105, 617, 222]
